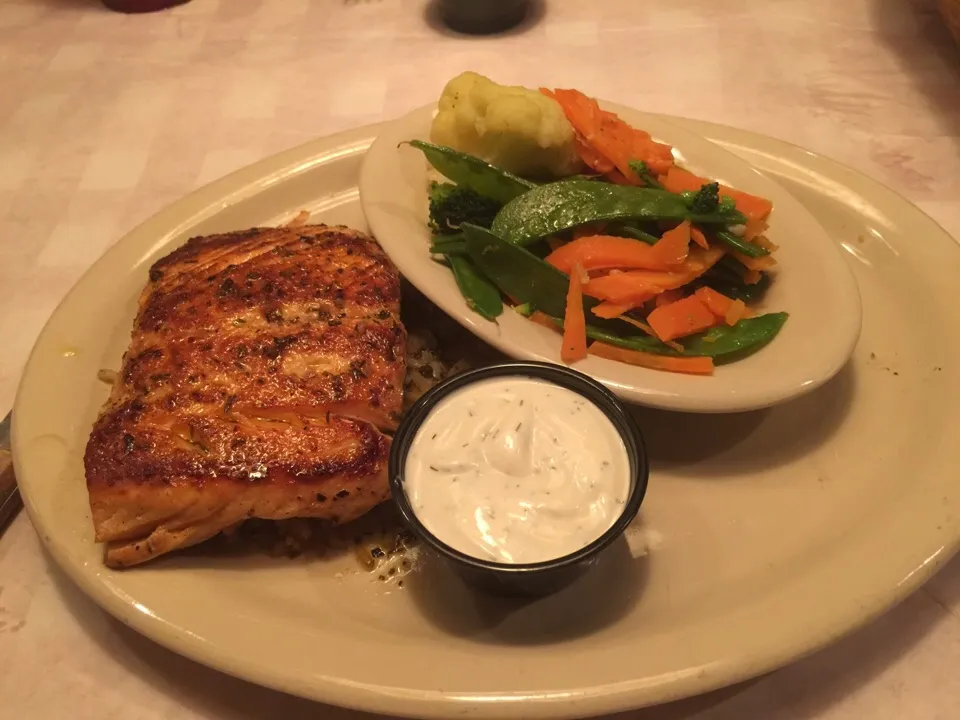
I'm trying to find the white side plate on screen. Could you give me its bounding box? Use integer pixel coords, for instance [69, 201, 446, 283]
[360, 104, 862, 413]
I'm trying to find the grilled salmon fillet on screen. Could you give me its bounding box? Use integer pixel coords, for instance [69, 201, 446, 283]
[84, 224, 406, 567]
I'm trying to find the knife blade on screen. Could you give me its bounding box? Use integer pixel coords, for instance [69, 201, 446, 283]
[0, 413, 22, 535]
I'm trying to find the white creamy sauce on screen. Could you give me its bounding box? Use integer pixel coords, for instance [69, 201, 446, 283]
[404, 376, 631, 564]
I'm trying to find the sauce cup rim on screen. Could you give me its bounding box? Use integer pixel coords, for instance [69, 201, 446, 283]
[388, 361, 650, 575]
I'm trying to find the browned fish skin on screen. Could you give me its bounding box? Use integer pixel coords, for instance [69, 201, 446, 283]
[84, 224, 405, 567]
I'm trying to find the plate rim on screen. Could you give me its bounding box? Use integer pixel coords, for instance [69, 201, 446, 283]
[359, 103, 863, 414]
[12, 117, 960, 720]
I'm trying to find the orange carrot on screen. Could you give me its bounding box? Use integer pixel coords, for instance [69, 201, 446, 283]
[722, 187, 774, 222]
[661, 167, 774, 222]
[724, 299, 747, 326]
[655, 288, 684, 307]
[744, 269, 763, 285]
[605, 169, 634, 185]
[660, 166, 706, 195]
[589, 341, 714, 375]
[690, 226, 709, 250]
[591, 301, 636, 319]
[572, 132, 615, 174]
[545, 232, 688, 274]
[544, 87, 675, 184]
[753, 234, 779, 252]
[732, 251, 777, 272]
[585, 273, 673, 305]
[694, 286, 735, 318]
[583, 247, 725, 304]
[654, 221, 691, 265]
[744, 218, 768, 241]
[529, 311, 560, 333]
[647, 294, 719, 342]
[561, 264, 588, 362]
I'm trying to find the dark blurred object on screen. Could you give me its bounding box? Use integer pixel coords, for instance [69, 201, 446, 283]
[102, 0, 191, 12]
[0, 413, 21, 537]
[438, 0, 531, 34]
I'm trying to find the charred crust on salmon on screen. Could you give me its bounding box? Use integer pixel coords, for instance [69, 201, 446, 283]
[85, 224, 404, 567]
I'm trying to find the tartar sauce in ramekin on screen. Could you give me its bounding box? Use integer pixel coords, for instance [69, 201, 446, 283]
[403, 376, 631, 564]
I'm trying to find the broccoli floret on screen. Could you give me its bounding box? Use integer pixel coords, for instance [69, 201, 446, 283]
[628, 160, 663, 189]
[688, 182, 721, 214]
[428, 182, 502, 235]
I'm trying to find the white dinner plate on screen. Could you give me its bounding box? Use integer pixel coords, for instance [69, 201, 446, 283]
[12, 119, 960, 720]
[360, 104, 863, 413]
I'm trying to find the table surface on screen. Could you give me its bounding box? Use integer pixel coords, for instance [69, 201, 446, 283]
[2, 0, 960, 718]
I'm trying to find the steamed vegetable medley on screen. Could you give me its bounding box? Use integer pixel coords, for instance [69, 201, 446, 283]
[410, 72, 787, 375]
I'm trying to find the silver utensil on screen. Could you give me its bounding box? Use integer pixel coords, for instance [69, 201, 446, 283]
[0, 413, 22, 535]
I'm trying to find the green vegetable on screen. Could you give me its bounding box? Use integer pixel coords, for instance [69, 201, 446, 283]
[406, 140, 535, 204]
[428, 183, 501, 235]
[627, 160, 663, 189]
[612, 224, 659, 245]
[550, 313, 788, 361]
[461, 224, 786, 361]
[715, 229, 769, 258]
[687, 182, 720, 214]
[679, 312, 788, 361]
[491, 180, 745, 246]
[447, 254, 503, 321]
[429, 232, 468, 255]
[463, 223, 596, 320]
[513, 302, 534, 316]
[700, 266, 772, 304]
[719, 196, 736, 213]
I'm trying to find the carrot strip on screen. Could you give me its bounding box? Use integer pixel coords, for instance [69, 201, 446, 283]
[583, 247, 725, 304]
[544, 87, 675, 184]
[655, 288, 684, 308]
[690, 226, 709, 250]
[694, 287, 735, 318]
[605, 169, 634, 185]
[647, 294, 719, 342]
[732, 251, 778, 272]
[572, 132, 616, 174]
[545, 231, 688, 274]
[591, 301, 636, 319]
[744, 218, 768, 241]
[661, 167, 774, 222]
[744, 269, 763, 284]
[561, 264, 588, 362]
[660, 166, 706, 195]
[753, 235, 779, 252]
[529, 311, 560, 333]
[722, 187, 774, 222]
[653, 221, 691, 266]
[589, 341, 714, 375]
[724, 299, 747, 326]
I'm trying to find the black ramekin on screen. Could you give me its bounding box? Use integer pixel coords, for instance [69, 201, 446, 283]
[389, 361, 649, 597]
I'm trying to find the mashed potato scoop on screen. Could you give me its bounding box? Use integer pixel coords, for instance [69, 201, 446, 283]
[430, 72, 582, 179]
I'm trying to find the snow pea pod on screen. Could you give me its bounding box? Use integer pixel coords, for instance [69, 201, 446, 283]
[614, 224, 659, 245]
[429, 233, 468, 255]
[491, 180, 746, 246]
[679, 312, 787, 360]
[714, 228, 770, 258]
[566, 314, 788, 361]
[447, 254, 503, 321]
[404, 140, 535, 204]
[463, 224, 612, 324]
